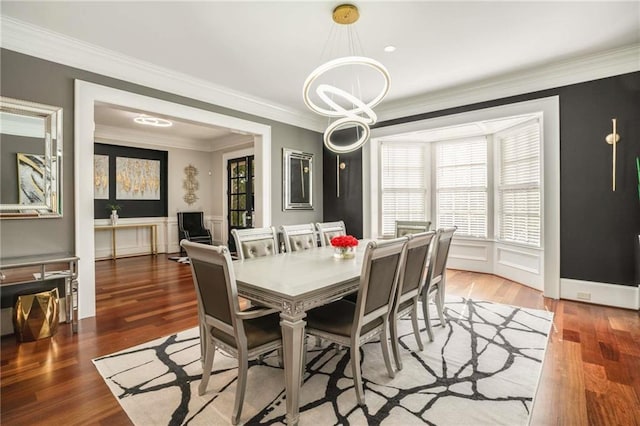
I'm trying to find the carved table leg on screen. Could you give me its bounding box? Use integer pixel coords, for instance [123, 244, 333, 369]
[280, 311, 306, 426]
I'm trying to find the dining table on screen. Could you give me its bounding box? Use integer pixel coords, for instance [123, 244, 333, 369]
[233, 241, 369, 426]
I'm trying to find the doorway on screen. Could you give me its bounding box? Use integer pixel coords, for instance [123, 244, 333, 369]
[75, 80, 272, 320]
[227, 155, 255, 253]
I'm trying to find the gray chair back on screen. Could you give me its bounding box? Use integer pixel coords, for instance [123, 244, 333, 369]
[353, 238, 408, 337]
[398, 231, 437, 298]
[395, 220, 431, 237]
[231, 227, 279, 260]
[316, 220, 346, 246]
[427, 227, 456, 287]
[182, 240, 242, 343]
[279, 223, 316, 252]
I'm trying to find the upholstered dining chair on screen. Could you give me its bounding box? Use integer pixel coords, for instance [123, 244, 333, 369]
[305, 237, 408, 405]
[279, 223, 317, 252]
[231, 227, 279, 260]
[395, 220, 431, 237]
[181, 240, 283, 425]
[421, 227, 456, 341]
[315, 220, 346, 246]
[389, 231, 437, 371]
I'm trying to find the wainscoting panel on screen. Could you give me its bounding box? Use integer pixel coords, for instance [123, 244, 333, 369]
[448, 240, 493, 274]
[494, 244, 543, 290]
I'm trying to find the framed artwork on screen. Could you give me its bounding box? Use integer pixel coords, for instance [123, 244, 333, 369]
[94, 154, 109, 199]
[17, 153, 46, 205]
[115, 157, 161, 200]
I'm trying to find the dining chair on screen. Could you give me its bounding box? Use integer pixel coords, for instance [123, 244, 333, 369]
[395, 220, 431, 237]
[279, 223, 317, 252]
[421, 227, 456, 341]
[315, 220, 346, 246]
[389, 230, 437, 370]
[305, 237, 408, 405]
[180, 240, 283, 425]
[231, 226, 279, 260]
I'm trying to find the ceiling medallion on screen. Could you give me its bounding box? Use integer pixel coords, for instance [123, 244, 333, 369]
[303, 3, 390, 153]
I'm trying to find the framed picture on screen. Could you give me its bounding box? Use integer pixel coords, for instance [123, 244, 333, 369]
[283, 148, 313, 210]
[94, 154, 109, 199]
[17, 153, 46, 205]
[115, 156, 161, 200]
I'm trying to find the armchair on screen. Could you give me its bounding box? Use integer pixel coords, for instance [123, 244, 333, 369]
[178, 212, 213, 256]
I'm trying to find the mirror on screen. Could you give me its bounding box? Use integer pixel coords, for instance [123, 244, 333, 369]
[283, 148, 313, 210]
[0, 96, 63, 218]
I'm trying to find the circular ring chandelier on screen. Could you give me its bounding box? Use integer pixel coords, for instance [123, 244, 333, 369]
[302, 4, 390, 154]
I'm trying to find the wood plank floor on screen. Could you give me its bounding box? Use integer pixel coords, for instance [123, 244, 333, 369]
[2, 255, 639, 425]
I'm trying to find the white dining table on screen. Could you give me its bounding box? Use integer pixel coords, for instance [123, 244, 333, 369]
[233, 242, 368, 426]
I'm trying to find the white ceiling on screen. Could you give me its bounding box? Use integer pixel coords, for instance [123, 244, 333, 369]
[1, 1, 639, 141]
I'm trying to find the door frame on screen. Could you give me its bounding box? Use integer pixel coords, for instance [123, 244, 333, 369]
[75, 80, 271, 319]
[222, 147, 254, 247]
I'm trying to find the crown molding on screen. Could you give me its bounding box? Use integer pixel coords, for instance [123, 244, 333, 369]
[95, 124, 214, 151]
[376, 44, 640, 122]
[94, 123, 255, 152]
[2, 16, 637, 130]
[0, 16, 326, 133]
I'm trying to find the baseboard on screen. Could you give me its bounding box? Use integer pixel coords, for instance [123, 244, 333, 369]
[560, 278, 639, 310]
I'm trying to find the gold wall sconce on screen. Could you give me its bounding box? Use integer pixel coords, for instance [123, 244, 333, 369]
[605, 118, 621, 191]
[337, 155, 347, 198]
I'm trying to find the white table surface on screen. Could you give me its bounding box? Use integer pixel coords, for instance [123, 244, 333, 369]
[232, 240, 369, 426]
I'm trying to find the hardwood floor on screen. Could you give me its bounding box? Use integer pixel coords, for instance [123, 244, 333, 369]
[2, 256, 639, 425]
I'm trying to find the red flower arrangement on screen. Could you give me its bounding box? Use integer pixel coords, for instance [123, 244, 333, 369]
[330, 235, 359, 248]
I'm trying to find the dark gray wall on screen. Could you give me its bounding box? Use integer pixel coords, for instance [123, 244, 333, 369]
[324, 72, 640, 287]
[0, 48, 322, 258]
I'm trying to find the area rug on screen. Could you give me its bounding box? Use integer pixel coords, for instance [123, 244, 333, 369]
[92, 296, 553, 425]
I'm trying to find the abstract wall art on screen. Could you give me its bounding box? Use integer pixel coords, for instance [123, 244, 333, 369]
[17, 152, 45, 205]
[115, 157, 160, 200]
[94, 154, 109, 199]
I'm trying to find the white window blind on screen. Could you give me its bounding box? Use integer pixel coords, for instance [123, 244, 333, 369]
[380, 143, 427, 236]
[435, 138, 487, 238]
[497, 120, 541, 246]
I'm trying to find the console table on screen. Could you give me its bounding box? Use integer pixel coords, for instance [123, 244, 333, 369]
[0, 253, 79, 333]
[95, 223, 158, 260]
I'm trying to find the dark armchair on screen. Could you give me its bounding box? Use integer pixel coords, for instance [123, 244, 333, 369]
[178, 211, 213, 256]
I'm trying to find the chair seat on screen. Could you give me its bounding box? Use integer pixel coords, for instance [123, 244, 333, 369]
[307, 300, 383, 338]
[212, 311, 281, 350]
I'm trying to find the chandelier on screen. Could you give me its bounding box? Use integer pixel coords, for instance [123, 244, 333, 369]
[303, 4, 390, 153]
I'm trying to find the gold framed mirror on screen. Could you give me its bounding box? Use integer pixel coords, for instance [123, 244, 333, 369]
[282, 148, 313, 210]
[0, 96, 63, 218]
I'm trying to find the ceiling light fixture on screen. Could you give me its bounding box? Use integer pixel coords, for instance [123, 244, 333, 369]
[133, 114, 173, 127]
[384, 45, 396, 53]
[303, 3, 390, 154]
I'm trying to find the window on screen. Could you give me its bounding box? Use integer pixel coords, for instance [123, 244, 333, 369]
[435, 138, 487, 238]
[380, 143, 427, 236]
[497, 120, 541, 246]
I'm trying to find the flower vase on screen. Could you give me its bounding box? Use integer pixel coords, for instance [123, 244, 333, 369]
[333, 246, 355, 259]
[110, 210, 119, 226]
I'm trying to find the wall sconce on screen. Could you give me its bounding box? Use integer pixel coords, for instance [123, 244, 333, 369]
[337, 155, 347, 198]
[605, 118, 621, 191]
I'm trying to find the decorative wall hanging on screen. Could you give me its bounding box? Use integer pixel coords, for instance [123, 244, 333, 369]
[183, 164, 199, 206]
[17, 153, 45, 205]
[115, 157, 161, 200]
[93, 154, 109, 199]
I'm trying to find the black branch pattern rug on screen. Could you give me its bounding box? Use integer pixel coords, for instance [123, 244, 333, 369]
[92, 296, 553, 425]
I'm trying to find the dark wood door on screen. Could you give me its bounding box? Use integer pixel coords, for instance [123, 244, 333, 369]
[227, 155, 255, 253]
